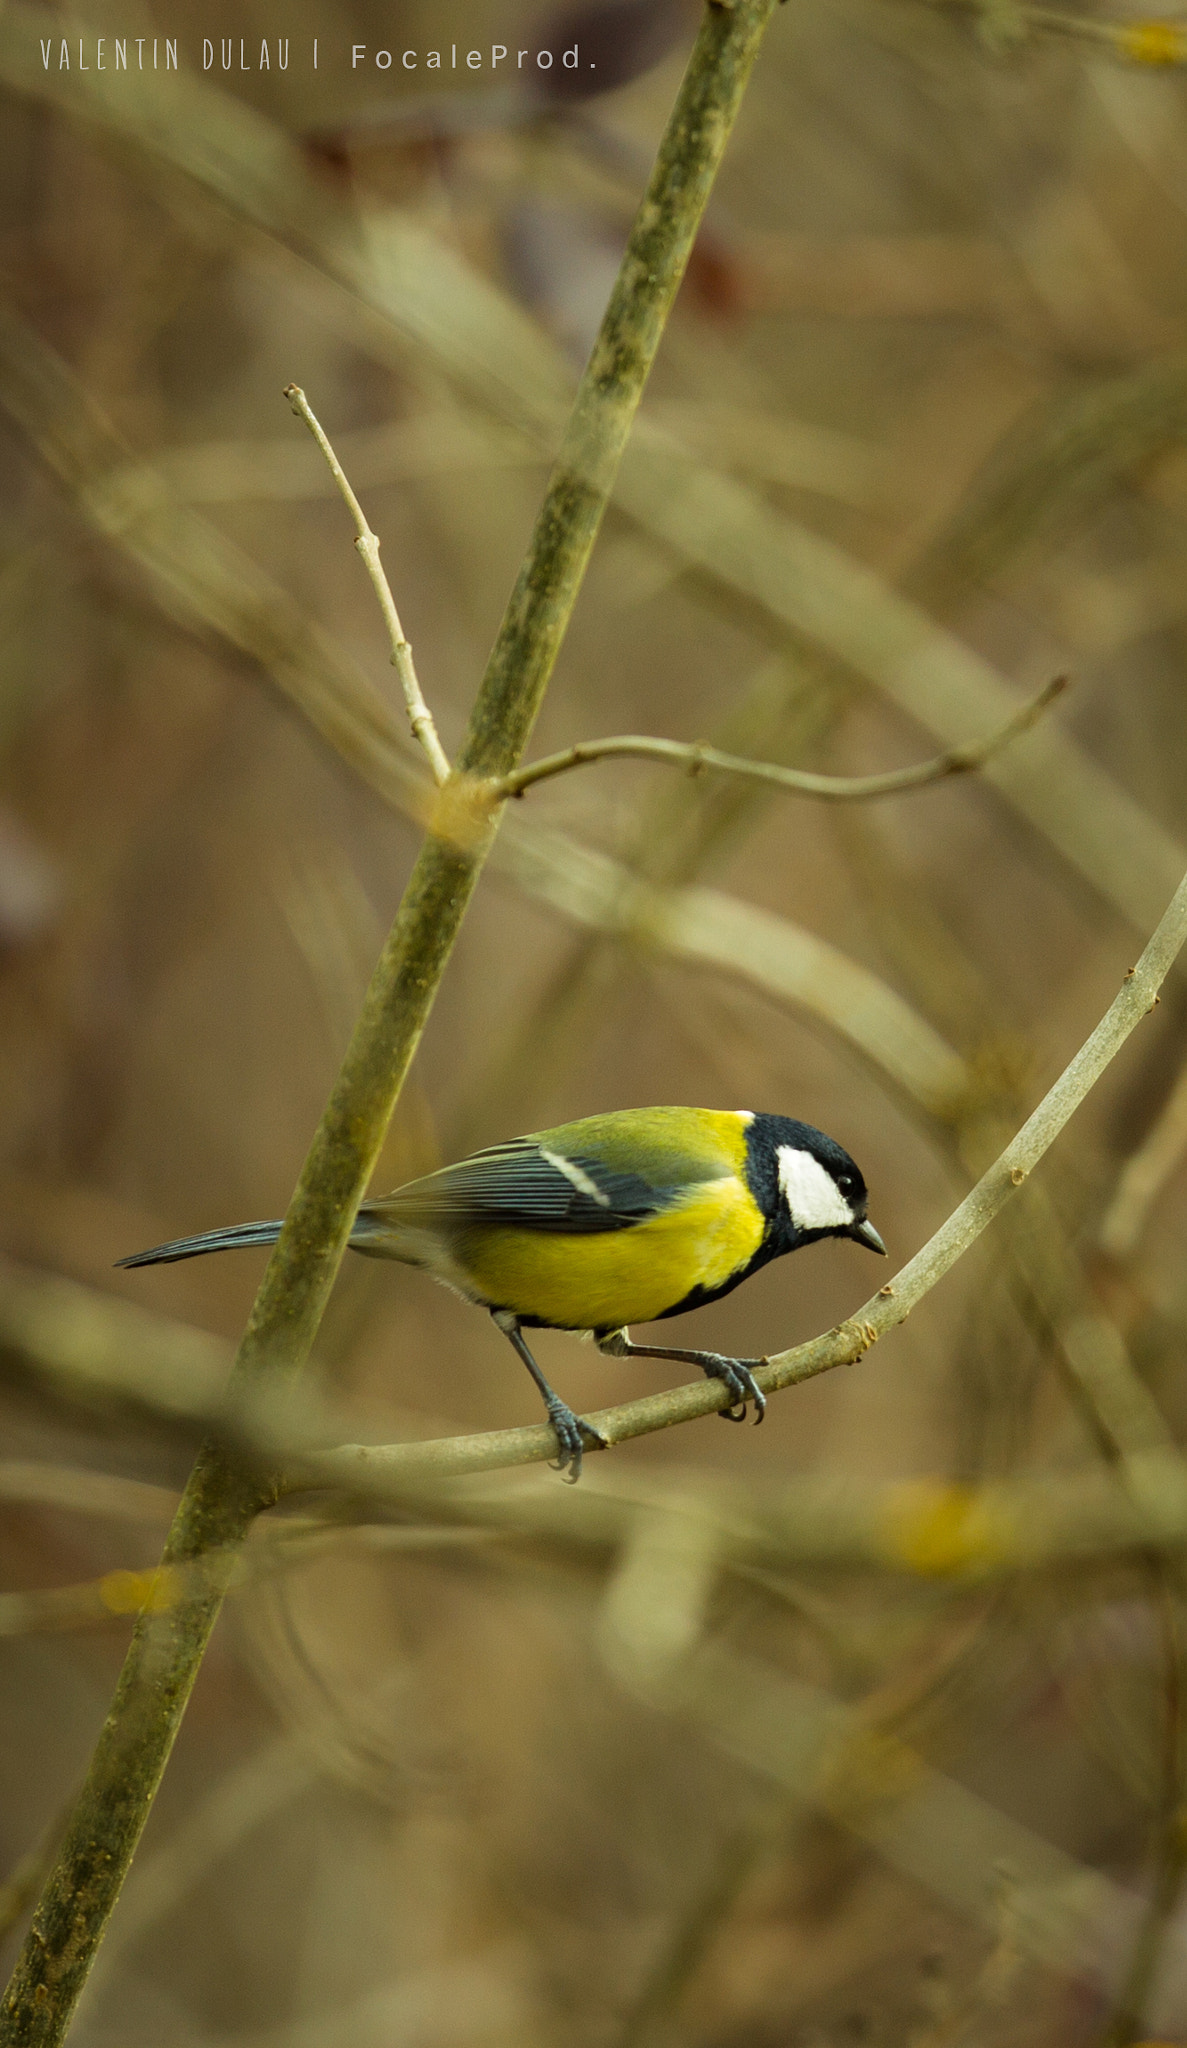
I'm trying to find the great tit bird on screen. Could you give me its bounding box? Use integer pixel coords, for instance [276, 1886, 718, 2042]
[118, 1107, 884, 1478]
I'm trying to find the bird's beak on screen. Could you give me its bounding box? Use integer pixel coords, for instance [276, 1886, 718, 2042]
[851, 1217, 887, 1255]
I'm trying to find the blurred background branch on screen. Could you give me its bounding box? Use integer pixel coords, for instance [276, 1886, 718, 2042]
[4, 0, 1187, 2040]
[0, 4, 787, 2043]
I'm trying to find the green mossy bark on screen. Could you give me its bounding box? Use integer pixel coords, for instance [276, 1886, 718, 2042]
[0, 4, 779, 2043]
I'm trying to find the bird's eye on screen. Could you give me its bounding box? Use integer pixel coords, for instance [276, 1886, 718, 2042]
[838, 1175, 854, 1193]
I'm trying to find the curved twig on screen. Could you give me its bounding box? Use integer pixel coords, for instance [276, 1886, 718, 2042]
[493, 674, 1069, 804]
[2, 859, 1182, 1507]
[0, 10, 784, 2042]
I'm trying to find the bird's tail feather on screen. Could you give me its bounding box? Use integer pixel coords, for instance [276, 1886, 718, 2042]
[116, 1220, 284, 1268]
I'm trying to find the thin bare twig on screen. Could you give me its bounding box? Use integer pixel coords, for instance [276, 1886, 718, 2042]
[494, 674, 1069, 803]
[3, 825, 1182, 1507]
[287, 858, 1187, 1490]
[283, 383, 451, 786]
[0, 10, 783, 2040]
[2, 12, 1180, 938]
[21, 1307, 1187, 1581]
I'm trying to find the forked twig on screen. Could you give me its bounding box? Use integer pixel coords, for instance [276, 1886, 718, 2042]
[0, 9, 785, 2041]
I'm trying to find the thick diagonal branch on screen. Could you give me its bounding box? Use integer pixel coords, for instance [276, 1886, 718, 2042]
[0, 5, 781, 2041]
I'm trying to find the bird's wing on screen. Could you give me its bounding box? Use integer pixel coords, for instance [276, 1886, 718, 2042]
[371, 1139, 670, 1235]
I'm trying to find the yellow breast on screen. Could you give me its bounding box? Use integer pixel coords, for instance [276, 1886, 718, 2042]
[455, 1176, 764, 1331]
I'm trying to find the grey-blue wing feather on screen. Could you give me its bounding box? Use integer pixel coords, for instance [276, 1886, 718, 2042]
[368, 1139, 667, 1235]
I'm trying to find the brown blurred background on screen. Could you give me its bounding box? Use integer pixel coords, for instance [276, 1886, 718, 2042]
[5, 0, 1187, 2038]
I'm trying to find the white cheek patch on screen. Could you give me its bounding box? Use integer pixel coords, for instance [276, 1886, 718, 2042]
[777, 1146, 854, 1232]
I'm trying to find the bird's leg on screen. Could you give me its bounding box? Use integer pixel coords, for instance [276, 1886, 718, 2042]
[597, 1328, 767, 1424]
[492, 1311, 608, 1481]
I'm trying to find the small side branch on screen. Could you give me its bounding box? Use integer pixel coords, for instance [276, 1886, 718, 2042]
[0, 12, 783, 2043]
[494, 674, 1068, 804]
[284, 383, 451, 786]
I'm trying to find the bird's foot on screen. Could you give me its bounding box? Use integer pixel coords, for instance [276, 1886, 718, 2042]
[702, 1355, 768, 1425]
[545, 1397, 608, 1482]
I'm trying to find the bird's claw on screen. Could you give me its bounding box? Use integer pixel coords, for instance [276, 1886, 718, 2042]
[546, 1398, 607, 1482]
[706, 1355, 767, 1426]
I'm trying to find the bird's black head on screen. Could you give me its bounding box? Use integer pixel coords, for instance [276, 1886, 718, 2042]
[744, 1114, 885, 1257]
